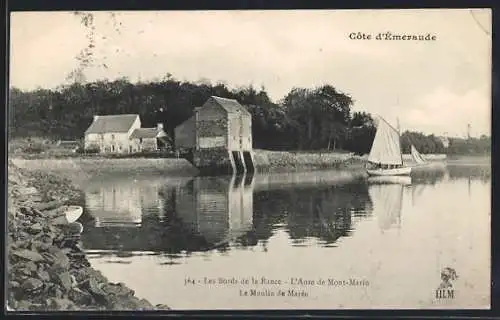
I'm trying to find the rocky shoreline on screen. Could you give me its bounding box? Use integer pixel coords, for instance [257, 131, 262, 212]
[7, 161, 169, 311]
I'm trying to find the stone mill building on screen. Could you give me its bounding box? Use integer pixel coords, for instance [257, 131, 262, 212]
[174, 96, 255, 175]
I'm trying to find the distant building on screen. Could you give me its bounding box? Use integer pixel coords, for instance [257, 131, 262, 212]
[84, 114, 170, 153]
[437, 136, 450, 149]
[174, 96, 255, 174]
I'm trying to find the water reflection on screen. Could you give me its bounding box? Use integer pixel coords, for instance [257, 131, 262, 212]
[77, 163, 490, 309]
[367, 177, 408, 231]
[174, 174, 254, 249]
[80, 164, 490, 260]
[81, 174, 255, 256]
[84, 181, 158, 227]
[447, 163, 491, 183]
[252, 180, 373, 248]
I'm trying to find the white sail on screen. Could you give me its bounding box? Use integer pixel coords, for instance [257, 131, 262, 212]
[368, 117, 403, 165]
[411, 145, 426, 164]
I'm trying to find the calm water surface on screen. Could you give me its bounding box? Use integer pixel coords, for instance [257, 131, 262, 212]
[76, 163, 491, 310]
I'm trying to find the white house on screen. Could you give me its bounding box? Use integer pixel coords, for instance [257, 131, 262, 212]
[84, 114, 170, 153]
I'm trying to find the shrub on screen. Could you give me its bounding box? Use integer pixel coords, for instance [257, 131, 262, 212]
[21, 142, 47, 154]
[82, 146, 100, 154]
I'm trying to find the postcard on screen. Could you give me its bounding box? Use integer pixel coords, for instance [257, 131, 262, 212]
[7, 9, 491, 311]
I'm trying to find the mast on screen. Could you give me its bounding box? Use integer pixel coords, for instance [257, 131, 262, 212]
[396, 117, 403, 164]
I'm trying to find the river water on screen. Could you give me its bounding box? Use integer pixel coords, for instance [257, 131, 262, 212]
[76, 162, 491, 310]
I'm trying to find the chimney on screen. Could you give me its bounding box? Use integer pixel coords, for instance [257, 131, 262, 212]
[93, 115, 99, 122]
[157, 123, 164, 131]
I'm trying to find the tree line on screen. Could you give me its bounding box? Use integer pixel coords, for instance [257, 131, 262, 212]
[8, 76, 489, 155]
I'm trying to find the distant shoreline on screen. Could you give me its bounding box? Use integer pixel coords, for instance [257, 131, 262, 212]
[10, 149, 366, 177]
[10, 151, 489, 178]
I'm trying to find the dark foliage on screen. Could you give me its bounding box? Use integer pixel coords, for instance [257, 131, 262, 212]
[8, 76, 489, 155]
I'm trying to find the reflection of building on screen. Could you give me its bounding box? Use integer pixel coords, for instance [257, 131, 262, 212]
[175, 174, 254, 246]
[81, 174, 255, 253]
[85, 180, 164, 227]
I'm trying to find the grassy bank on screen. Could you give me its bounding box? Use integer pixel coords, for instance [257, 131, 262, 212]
[7, 161, 169, 311]
[253, 149, 366, 172]
[10, 158, 198, 184]
[11, 149, 368, 177]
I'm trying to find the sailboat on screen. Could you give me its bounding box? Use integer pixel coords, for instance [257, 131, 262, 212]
[409, 143, 447, 170]
[366, 116, 412, 177]
[410, 144, 427, 165]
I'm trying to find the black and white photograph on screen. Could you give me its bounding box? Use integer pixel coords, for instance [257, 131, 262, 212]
[7, 9, 491, 311]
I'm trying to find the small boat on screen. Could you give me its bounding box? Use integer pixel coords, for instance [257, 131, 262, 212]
[366, 116, 412, 177]
[51, 205, 83, 225]
[411, 145, 426, 165]
[64, 206, 84, 223]
[408, 144, 447, 171]
[367, 166, 412, 176]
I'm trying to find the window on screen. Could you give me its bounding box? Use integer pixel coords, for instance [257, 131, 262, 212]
[139, 138, 143, 144]
[111, 134, 115, 140]
[111, 145, 115, 152]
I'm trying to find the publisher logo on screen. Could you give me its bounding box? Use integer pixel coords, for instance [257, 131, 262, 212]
[435, 267, 458, 300]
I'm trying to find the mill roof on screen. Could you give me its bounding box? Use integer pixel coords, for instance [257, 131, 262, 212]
[85, 114, 139, 134]
[209, 96, 251, 116]
[130, 128, 167, 139]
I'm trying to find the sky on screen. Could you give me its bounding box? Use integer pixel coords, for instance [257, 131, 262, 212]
[10, 9, 491, 137]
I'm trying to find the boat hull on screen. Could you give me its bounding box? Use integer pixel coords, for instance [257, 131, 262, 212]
[368, 175, 412, 185]
[366, 167, 412, 177]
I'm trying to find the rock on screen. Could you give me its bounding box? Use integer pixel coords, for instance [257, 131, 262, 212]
[155, 303, 171, 310]
[25, 261, 38, 272]
[16, 267, 33, 277]
[9, 281, 20, 289]
[68, 287, 94, 305]
[45, 250, 70, 271]
[12, 249, 44, 262]
[47, 285, 64, 299]
[37, 270, 50, 282]
[21, 278, 44, 292]
[19, 206, 33, 215]
[31, 208, 43, 216]
[46, 298, 76, 310]
[103, 282, 134, 297]
[33, 200, 64, 212]
[28, 223, 44, 235]
[14, 300, 34, 311]
[68, 252, 86, 259]
[57, 272, 73, 291]
[31, 241, 52, 252]
[88, 277, 107, 297]
[18, 187, 39, 196]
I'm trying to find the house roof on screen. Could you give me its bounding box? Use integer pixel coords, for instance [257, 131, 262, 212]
[85, 114, 139, 134]
[130, 128, 167, 139]
[57, 141, 81, 148]
[209, 96, 251, 116]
